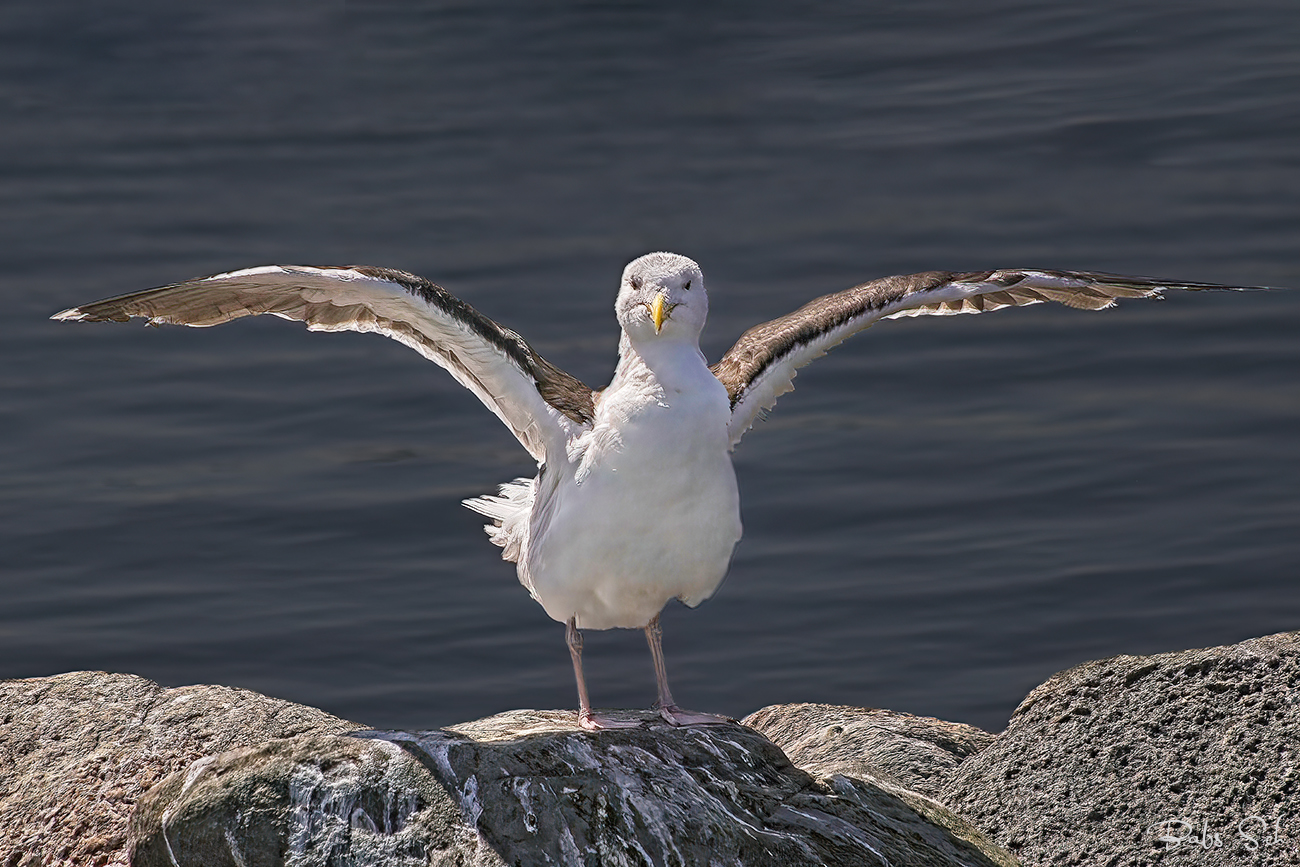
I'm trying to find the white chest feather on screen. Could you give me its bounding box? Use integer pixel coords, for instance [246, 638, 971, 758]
[525, 347, 743, 630]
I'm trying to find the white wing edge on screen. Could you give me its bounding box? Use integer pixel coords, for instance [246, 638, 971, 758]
[54, 264, 588, 463]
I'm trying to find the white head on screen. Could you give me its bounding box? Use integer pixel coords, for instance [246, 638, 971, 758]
[615, 252, 707, 346]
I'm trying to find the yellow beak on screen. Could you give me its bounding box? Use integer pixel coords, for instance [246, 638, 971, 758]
[650, 291, 669, 333]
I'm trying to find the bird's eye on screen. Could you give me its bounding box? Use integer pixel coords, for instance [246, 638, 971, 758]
[683, 280, 692, 291]
[630, 276, 643, 290]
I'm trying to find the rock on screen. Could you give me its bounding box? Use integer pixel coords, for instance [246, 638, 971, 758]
[16, 629, 1300, 866]
[942, 630, 1300, 867]
[0, 671, 359, 867]
[743, 703, 996, 799]
[132, 707, 1017, 866]
[744, 703, 1009, 867]
[128, 733, 498, 867]
[738, 701, 1008, 863]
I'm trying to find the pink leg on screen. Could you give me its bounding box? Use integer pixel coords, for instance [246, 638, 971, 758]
[567, 617, 641, 731]
[645, 614, 732, 726]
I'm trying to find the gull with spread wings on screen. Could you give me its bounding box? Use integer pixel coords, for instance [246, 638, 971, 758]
[54, 253, 1270, 729]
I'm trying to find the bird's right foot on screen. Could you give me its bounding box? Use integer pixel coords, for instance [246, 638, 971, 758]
[657, 704, 734, 727]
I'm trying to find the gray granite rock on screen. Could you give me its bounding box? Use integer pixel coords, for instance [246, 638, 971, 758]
[942, 630, 1300, 867]
[131, 707, 1017, 866]
[0, 671, 359, 867]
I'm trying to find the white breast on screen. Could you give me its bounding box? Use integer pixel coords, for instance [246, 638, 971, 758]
[523, 352, 743, 630]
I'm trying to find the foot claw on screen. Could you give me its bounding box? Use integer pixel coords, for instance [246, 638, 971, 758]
[657, 705, 734, 726]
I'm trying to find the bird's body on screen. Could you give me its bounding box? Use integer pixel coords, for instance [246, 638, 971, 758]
[53, 253, 1274, 728]
[510, 344, 741, 631]
[460, 254, 741, 637]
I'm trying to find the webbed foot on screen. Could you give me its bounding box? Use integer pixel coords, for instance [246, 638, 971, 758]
[657, 704, 734, 726]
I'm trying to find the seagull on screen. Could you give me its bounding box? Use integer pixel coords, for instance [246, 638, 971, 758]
[53, 254, 1271, 729]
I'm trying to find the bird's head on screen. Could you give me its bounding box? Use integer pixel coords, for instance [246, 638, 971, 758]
[615, 252, 708, 345]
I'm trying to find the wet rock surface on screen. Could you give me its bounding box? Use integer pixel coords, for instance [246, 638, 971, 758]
[1, 670, 1013, 867]
[0, 671, 358, 867]
[129, 733, 499, 867]
[943, 630, 1300, 867]
[130, 708, 1014, 866]
[379, 709, 1014, 866]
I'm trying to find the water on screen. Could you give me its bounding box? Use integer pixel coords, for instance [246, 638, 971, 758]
[3, 2, 1298, 735]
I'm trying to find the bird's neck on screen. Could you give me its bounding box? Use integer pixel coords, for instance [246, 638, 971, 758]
[614, 333, 710, 391]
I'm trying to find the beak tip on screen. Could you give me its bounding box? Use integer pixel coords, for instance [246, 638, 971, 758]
[650, 291, 669, 333]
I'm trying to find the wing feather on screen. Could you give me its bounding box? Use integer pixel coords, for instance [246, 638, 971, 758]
[52, 265, 594, 462]
[711, 268, 1274, 448]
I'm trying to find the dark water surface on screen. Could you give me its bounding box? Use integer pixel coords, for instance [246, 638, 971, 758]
[3, 2, 1298, 734]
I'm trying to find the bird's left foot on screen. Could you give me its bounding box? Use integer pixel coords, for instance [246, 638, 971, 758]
[577, 709, 644, 731]
[657, 704, 734, 726]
